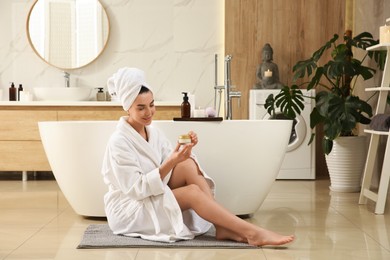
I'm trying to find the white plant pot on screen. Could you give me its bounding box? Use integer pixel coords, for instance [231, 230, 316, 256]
[325, 136, 367, 192]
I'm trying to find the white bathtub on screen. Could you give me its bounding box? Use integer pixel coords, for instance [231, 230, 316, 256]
[39, 120, 292, 217]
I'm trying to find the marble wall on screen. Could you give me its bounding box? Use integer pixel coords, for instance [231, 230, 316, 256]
[0, 0, 224, 107]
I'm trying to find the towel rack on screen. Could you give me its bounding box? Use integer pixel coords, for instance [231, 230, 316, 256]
[359, 44, 390, 214]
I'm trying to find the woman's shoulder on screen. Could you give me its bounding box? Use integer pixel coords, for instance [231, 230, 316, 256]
[147, 125, 172, 146]
[108, 130, 128, 146]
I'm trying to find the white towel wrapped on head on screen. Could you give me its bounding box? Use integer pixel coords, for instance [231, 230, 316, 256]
[107, 67, 152, 111]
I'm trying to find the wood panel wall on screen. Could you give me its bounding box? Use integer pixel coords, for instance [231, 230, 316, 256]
[225, 0, 346, 179]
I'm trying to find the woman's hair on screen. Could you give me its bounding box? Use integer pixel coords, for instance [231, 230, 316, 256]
[139, 85, 151, 94]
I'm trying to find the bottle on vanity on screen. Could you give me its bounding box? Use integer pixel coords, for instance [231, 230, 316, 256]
[181, 92, 191, 118]
[17, 84, 23, 101]
[96, 88, 106, 101]
[9, 82, 16, 101]
[105, 90, 111, 101]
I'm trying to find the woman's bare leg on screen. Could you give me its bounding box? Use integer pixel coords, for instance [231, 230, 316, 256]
[169, 159, 248, 242]
[173, 184, 294, 246]
[168, 158, 294, 246]
[168, 158, 213, 198]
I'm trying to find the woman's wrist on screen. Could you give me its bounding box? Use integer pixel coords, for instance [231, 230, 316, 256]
[159, 158, 176, 178]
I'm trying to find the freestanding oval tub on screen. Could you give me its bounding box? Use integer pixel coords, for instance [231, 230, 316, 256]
[39, 120, 292, 217]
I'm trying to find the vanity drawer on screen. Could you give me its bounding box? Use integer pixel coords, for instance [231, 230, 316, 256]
[0, 111, 57, 141]
[0, 141, 51, 171]
[154, 106, 181, 119]
[56, 106, 180, 120]
[57, 110, 126, 121]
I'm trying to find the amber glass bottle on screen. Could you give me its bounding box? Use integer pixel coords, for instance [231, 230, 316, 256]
[9, 82, 16, 101]
[181, 92, 191, 118]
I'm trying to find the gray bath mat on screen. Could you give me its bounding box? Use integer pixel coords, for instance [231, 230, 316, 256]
[77, 224, 256, 249]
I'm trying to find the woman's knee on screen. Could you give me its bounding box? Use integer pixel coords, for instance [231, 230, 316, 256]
[178, 158, 197, 169]
[185, 184, 203, 198]
[173, 159, 200, 176]
[173, 184, 204, 209]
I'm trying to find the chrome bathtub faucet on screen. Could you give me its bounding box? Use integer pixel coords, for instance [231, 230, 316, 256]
[214, 54, 241, 120]
[222, 55, 241, 120]
[64, 71, 70, 88]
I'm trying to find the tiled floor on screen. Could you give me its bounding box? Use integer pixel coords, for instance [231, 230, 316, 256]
[0, 177, 389, 260]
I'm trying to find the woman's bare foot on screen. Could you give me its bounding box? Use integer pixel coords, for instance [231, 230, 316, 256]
[215, 225, 294, 247]
[215, 225, 247, 243]
[246, 227, 295, 246]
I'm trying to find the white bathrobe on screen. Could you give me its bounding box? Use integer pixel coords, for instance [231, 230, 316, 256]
[101, 117, 215, 242]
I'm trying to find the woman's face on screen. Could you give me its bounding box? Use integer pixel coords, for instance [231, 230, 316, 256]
[127, 91, 155, 129]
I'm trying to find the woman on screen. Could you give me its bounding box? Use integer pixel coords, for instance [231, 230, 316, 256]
[102, 67, 295, 246]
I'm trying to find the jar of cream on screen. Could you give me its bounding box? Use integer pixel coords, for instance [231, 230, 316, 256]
[178, 134, 191, 144]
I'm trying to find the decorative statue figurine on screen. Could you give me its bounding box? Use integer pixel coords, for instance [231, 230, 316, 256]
[253, 43, 283, 89]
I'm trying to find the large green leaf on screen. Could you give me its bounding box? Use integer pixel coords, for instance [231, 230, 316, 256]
[312, 92, 372, 150]
[274, 86, 305, 119]
[313, 34, 339, 61]
[347, 31, 378, 50]
[323, 118, 341, 140]
[292, 59, 317, 81]
[322, 138, 333, 155]
[264, 94, 276, 117]
[355, 63, 376, 80]
[315, 91, 333, 117]
[307, 67, 325, 90]
[368, 50, 387, 70]
[264, 86, 306, 120]
[292, 34, 338, 82]
[309, 107, 325, 129]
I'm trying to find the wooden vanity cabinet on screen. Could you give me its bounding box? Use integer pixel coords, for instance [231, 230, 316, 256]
[0, 110, 56, 171]
[0, 105, 180, 171]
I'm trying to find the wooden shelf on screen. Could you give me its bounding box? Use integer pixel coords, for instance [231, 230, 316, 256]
[173, 117, 223, 122]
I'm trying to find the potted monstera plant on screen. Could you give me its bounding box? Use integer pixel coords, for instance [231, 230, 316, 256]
[266, 32, 386, 192]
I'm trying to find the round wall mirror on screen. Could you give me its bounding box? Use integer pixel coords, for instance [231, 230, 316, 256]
[26, 0, 110, 70]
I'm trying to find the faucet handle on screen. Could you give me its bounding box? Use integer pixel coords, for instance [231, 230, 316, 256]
[230, 91, 241, 108]
[63, 71, 70, 88]
[230, 91, 241, 97]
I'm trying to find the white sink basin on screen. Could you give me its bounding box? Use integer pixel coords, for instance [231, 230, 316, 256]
[33, 87, 93, 101]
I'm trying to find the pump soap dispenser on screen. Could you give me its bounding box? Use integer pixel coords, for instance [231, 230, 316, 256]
[96, 88, 106, 101]
[18, 84, 23, 101]
[181, 92, 191, 118]
[9, 82, 16, 101]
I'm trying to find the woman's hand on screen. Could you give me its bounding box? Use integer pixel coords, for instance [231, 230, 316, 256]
[159, 131, 198, 179]
[168, 131, 198, 165]
[160, 142, 193, 179]
[188, 131, 198, 146]
[172, 142, 193, 163]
